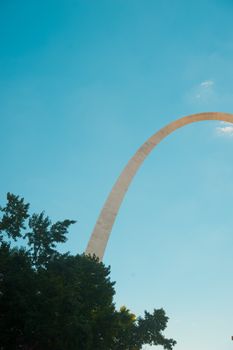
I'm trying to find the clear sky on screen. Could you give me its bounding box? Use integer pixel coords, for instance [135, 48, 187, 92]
[1, 1, 233, 349]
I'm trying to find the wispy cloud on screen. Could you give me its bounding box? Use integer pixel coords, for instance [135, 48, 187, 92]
[195, 80, 215, 100]
[200, 80, 214, 88]
[216, 121, 233, 137]
[187, 80, 215, 104]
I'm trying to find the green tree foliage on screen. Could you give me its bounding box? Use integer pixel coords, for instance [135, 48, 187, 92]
[0, 193, 176, 350]
[0, 192, 75, 267]
[26, 212, 75, 267]
[0, 193, 29, 241]
[111, 306, 176, 350]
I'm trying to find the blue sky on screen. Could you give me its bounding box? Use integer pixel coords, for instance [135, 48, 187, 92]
[1, 1, 233, 349]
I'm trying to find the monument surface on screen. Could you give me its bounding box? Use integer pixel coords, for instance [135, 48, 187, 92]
[86, 112, 233, 260]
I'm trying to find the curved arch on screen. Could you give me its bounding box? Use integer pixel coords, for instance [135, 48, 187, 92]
[85, 112, 233, 260]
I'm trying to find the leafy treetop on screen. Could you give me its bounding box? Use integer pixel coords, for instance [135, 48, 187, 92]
[0, 193, 176, 350]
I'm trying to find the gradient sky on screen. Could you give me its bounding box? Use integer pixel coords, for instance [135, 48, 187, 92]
[1, 1, 233, 349]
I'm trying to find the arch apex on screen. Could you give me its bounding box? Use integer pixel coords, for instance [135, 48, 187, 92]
[85, 112, 233, 261]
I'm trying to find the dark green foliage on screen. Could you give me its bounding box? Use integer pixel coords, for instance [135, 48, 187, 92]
[0, 193, 29, 241]
[0, 193, 176, 350]
[0, 246, 116, 350]
[111, 306, 140, 349]
[136, 309, 176, 350]
[0, 193, 76, 267]
[26, 212, 76, 267]
[0, 243, 36, 349]
[110, 307, 176, 350]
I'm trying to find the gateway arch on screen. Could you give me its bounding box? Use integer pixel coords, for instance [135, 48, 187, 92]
[85, 112, 233, 261]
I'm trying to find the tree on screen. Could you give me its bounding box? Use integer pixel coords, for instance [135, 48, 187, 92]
[0, 192, 29, 241]
[110, 306, 176, 350]
[0, 245, 116, 350]
[0, 193, 176, 349]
